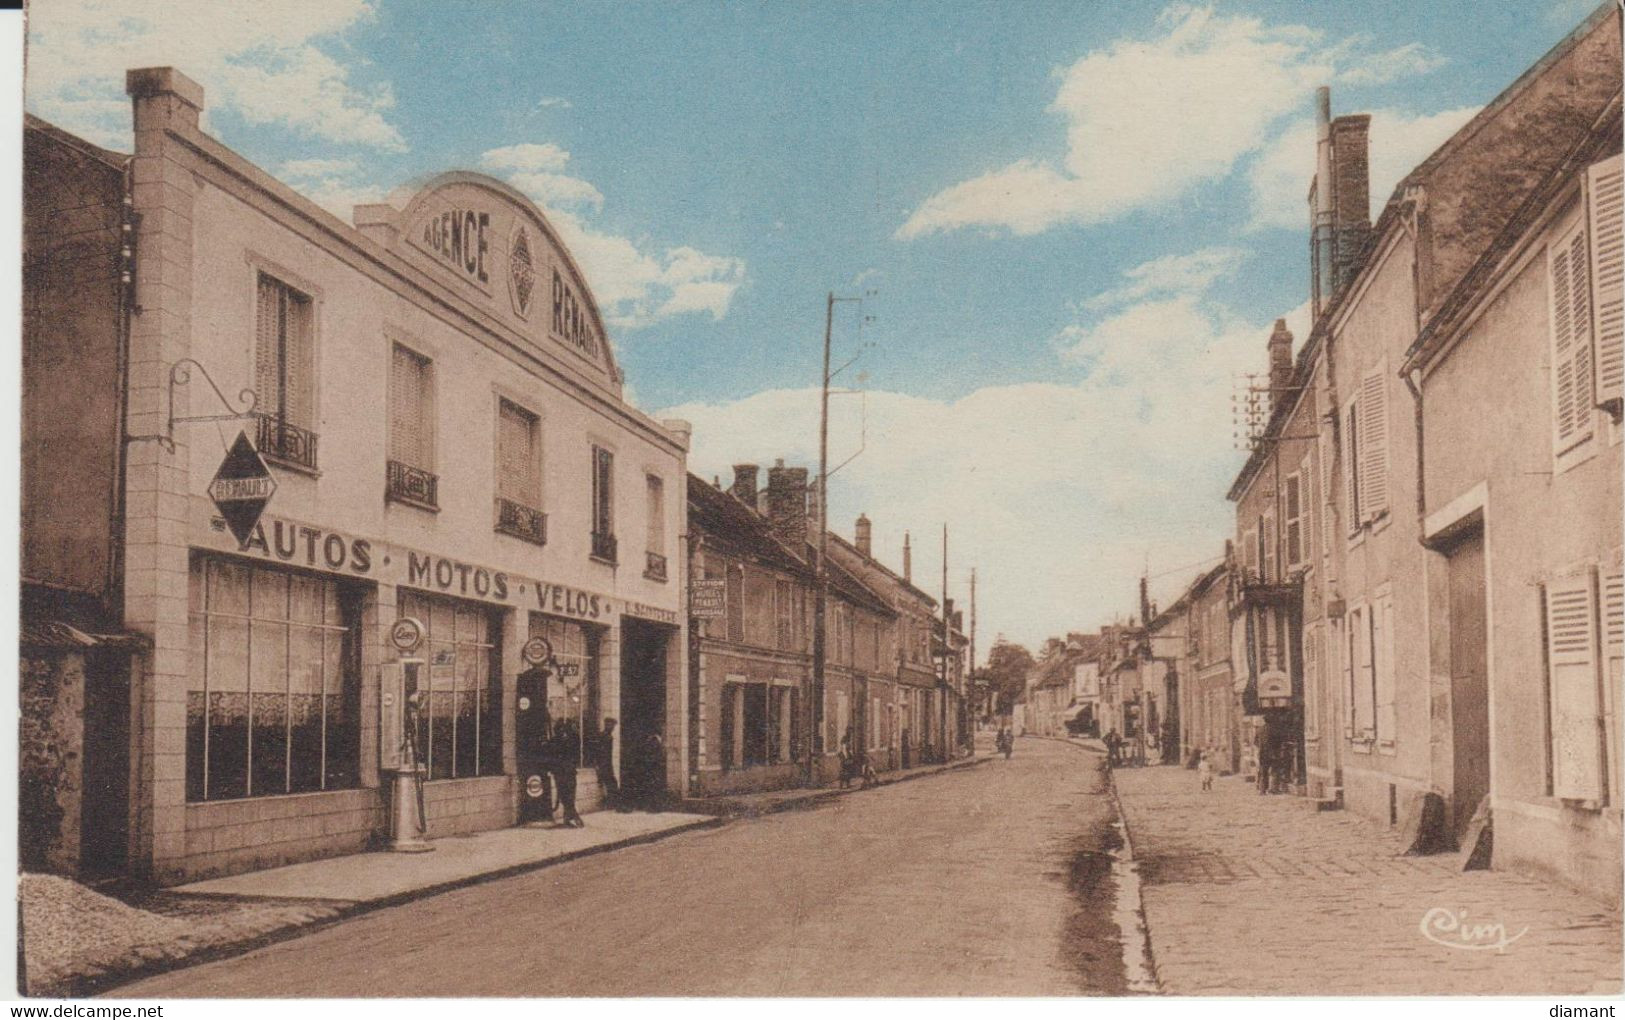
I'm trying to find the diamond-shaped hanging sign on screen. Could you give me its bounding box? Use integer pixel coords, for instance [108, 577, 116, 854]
[208, 431, 277, 547]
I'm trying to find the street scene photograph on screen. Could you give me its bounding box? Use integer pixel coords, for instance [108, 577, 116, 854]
[11, 0, 1625, 1002]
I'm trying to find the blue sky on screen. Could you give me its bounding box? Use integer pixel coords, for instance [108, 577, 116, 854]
[23, 0, 1604, 651]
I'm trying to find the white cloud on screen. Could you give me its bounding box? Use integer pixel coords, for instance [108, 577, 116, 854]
[665, 248, 1305, 650]
[481, 143, 573, 173]
[1245, 105, 1481, 230]
[1082, 246, 1247, 311]
[277, 157, 386, 220]
[25, 0, 404, 151]
[482, 145, 747, 330]
[897, 4, 1447, 240]
[534, 96, 573, 111]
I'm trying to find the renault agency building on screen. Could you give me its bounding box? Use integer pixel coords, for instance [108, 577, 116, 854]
[117, 68, 687, 884]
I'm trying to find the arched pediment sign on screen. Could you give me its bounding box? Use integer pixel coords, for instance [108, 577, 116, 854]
[388, 172, 619, 391]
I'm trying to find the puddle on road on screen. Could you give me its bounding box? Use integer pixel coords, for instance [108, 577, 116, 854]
[1060, 770, 1160, 995]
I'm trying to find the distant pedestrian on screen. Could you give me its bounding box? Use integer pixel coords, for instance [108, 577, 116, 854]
[1104, 729, 1121, 767]
[1198, 751, 1214, 792]
[839, 725, 857, 788]
[592, 717, 626, 812]
[997, 728, 1013, 760]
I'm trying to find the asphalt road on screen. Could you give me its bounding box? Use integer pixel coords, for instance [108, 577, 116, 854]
[120, 737, 1124, 997]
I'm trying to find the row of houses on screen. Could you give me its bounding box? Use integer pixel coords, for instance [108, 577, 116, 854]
[1070, 5, 1622, 906]
[20, 66, 970, 886]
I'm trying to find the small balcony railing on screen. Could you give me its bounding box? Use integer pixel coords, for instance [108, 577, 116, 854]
[645, 550, 668, 582]
[386, 460, 439, 511]
[590, 530, 618, 564]
[256, 415, 319, 472]
[495, 497, 547, 546]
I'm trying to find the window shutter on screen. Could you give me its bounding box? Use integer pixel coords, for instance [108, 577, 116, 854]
[1358, 368, 1389, 521]
[1341, 617, 1356, 738]
[1284, 475, 1303, 567]
[1546, 571, 1604, 802]
[1550, 220, 1595, 453]
[1603, 564, 1622, 804]
[1343, 403, 1360, 534]
[1374, 594, 1395, 743]
[1262, 516, 1276, 582]
[498, 401, 538, 504]
[1303, 623, 1319, 739]
[255, 275, 282, 420]
[389, 345, 429, 468]
[1588, 154, 1624, 411]
[285, 292, 313, 427]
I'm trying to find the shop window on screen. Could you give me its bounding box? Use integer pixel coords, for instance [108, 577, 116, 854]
[590, 445, 616, 563]
[496, 399, 545, 545]
[254, 273, 318, 472]
[186, 557, 362, 801]
[399, 590, 502, 780]
[388, 344, 437, 510]
[530, 613, 602, 768]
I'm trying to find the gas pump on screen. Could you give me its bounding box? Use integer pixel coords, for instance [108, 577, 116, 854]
[383, 617, 434, 853]
[515, 635, 555, 825]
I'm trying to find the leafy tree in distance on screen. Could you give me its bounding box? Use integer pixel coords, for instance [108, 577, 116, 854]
[985, 638, 1036, 717]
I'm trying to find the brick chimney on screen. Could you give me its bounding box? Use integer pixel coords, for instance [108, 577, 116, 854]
[903, 532, 912, 584]
[855, 514, 872, 557]
[764, 459, 809, 551]
[730, 464, 759, 508]
[1310, 87, 1372, 318]
[1268, 319, 1294, 411]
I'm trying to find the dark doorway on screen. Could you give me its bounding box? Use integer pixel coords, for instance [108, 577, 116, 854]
[80, 652, 130, 878]
[620, 619, 671, 805]
[1446, 527, 1490, 835]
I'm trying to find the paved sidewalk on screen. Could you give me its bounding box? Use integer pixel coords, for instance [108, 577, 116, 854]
[1113, 764, 1623, 996]
[174, 809, 715, 904]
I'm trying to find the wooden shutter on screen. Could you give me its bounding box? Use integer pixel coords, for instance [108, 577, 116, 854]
[1341, 617, 1356, 738]
[284, 290, 313, 427]
[389, 345, 430, 468]
[1358, 368, 1389, 521]
[1588, 154, 1624, 410]
[498, 400, 538, 505]
[1546, 570, 1604, 802]
[1303, 623, 1319, 738]
[1343, 403, 1361, 534]
[255, 275, 282, 419]
[646, 475, 665, 552]
[1262, 515, 1276, 582]
[1374, 594, 1395, 743]
[1284, 474, 1303, 567]
[1603, 564, 1622, 804]
[1550, 220, 1595, 453]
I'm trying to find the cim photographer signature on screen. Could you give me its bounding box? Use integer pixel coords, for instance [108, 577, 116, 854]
[1420, 906, 1529, 953]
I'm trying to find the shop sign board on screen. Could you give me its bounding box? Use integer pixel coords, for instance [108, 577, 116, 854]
[208, 432, 277, 547]
[690, 579, 726, 619]
[1258, 668, 1292, 708]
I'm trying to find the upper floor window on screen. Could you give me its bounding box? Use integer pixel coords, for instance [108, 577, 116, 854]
[1342, 365, 1390, 536]
[387, 343, 437, 510]
[645, 474, 667, 581]
[590, 445, 616, 563]
[254, 273, 318, 471]
[495, 399, 546, 545]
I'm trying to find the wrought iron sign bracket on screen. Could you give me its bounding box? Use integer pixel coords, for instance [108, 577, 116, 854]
[125, 358, 260, 453]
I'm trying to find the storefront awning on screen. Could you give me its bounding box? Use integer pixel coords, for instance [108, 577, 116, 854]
[1062, 703, 1090, 721]
[20, 618, 147, 652]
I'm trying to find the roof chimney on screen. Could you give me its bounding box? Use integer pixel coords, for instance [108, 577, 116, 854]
[855, 513, 872, 557]
[730, 464, 759, 508]
[126, 67, 204, 136]
[903, 532, 912, 584]
[1268, 319, 1294, 410]
[1139, 575, 1152, 628]
[1310, 87, 1372, 317]
[764, 459, 809, 551]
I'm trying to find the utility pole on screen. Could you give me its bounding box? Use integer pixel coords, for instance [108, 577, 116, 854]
[939, 524, 949, 762]
[969, 567, 978, 721]
[807, 292, 833, 787]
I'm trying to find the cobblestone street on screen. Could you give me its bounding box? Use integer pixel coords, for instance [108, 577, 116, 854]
[1115, 761, 1624, 996]
[116, 738, 1124, 997]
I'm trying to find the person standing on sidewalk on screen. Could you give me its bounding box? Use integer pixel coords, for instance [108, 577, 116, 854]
[1198, 750, 1214, 792]
[592, 717, 626, 812]
[547, 718, 585, 828]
